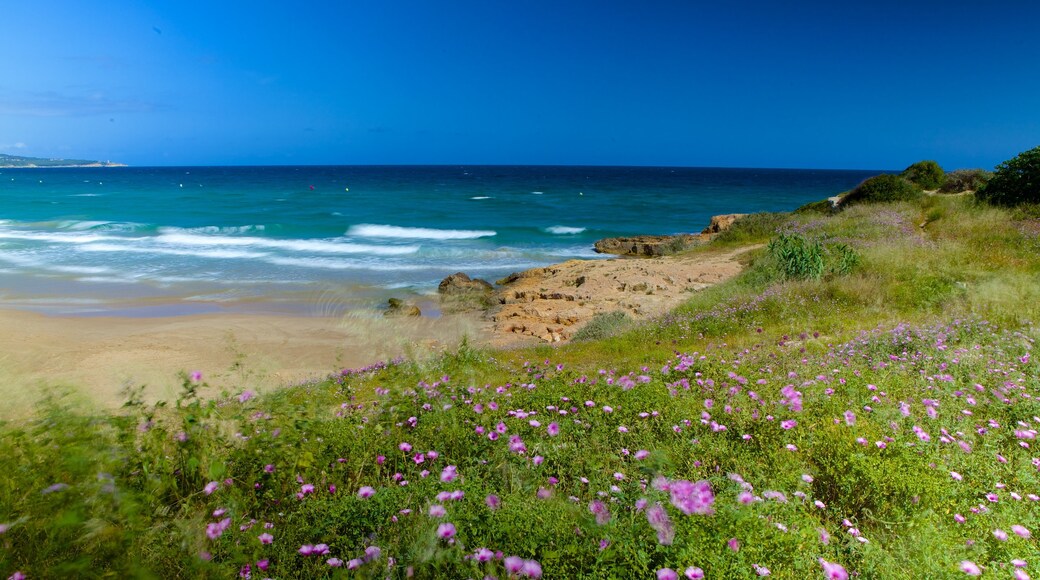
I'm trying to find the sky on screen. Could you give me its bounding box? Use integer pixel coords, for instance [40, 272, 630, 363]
[1, 1, 1038, 169]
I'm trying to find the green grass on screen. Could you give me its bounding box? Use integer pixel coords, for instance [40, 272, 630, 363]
[3, 194, 1040, 578]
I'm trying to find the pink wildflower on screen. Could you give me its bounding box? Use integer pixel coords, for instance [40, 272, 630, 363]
[657, 569, 679, 580]
[960, 560, 981, 575]
[203, 481, 220, 495]
[547, 422, 560, 436]
[436, 522, 456, 539]
[258, 533, 273, 544]
[358, 486, 375, 498]
[820, 558, 849, 580]
[685, 567, 705, 579]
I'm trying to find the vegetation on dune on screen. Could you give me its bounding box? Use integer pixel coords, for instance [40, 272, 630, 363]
[900, 160, 946, 190]
[4, 191, 1040, 578]
[941, 169, 992, 194]
[977, 145, 1040, 206]
[840, 174, 922, 207]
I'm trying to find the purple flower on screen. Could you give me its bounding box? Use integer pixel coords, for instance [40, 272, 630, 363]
[205, 518, 231, 540]
[436, 522, 456, 539]
[504, 556, 524, 575]
[365, 545, 381, 561]
[190, 370, 202, 383]
[327, 557, 343, 567]
[1011, 524, 1031, 538]
[238, 390, 254, 403]
[819, 558, 849, 580]
[428, 504, 446, 517]
[685, 567, 705, 579]
[657, 569, 679, 580]
[486, 494, 501, 509]
[547, 422, 560, 436]
[399, 442, 412, 452]
[669, 479, 715, 515]
[258, 533, 273, 544]
[521, 560, 543, 578]
[203, 481, 220, 495]
[441, 465, 458, 483]
[960, 561, 981, 576]
[635, 449, 650, 460]
[646, 504, 674, 545]
[358, 486, 375, 498]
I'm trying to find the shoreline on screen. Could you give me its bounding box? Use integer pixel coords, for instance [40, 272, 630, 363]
[0, 307, 483, 418]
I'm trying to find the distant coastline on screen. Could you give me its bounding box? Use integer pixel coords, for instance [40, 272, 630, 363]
[0, 153, 126, 168]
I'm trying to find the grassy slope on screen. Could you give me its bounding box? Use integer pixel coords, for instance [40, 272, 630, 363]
[2, 195, 1040, 579]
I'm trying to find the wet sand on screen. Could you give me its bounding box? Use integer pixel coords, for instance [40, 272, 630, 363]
[0, 308, 483, 417]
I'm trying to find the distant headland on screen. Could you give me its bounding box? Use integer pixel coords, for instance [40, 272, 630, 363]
[0, 153, 126, 168]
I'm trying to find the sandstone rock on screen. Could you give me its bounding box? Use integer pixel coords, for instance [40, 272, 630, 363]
[593, 234, 701, 257]
[701, 213, 749, 235]
[384, 298, 421, 317]
[438, 272, 494, 295]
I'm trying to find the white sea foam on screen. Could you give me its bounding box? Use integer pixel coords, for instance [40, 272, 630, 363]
[348, 224, 496, 240]
[264, 256, 426, 271]
[160, 225, 266, 235]
[545, 226, 586, 235]
[77, 243, 270, 260]
[531, 191, 544, 195]
[50, 265, 115, 275]
[470, 196, 492, 200]
[0, 229, 123, 244]
[156, 233, 418, 256]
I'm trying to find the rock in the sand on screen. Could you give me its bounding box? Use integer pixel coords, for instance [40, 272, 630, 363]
[438, 272, 494, 295]
[438, 272, 495, 312]
[384, 297, 421, 317]
[701, 213, 748, 235]
[593, 234, 700, 257]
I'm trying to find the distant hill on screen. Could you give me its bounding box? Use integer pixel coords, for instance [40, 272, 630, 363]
[0, 153, 126, 168]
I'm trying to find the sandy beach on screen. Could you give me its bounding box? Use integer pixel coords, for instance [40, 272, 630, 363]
[0, 307, 483, 417]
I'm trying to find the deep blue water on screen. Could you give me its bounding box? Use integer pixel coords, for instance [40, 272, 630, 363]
[0, 165, 882, 315]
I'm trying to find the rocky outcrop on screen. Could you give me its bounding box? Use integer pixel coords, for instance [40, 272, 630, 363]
[593, 234, 705, 257]
[701, 213, 748, 235]
[485, 246, 760, 345]
[384, 298, 421, 317]
[438, 272, 494, 295]
[438, 272, 494, 313]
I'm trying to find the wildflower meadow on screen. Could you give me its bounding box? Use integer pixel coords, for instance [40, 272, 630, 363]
[2, 194, 1040, 578]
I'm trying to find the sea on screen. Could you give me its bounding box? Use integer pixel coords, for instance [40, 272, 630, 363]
[0, 165, 883, 316]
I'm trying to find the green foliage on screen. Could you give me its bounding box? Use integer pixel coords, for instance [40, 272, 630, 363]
[900, 160, 946, 190]
[977, 145, 1040, 206]
[712, 212, 790, 244]
[572, 311, 633, 342]
[841, 175, 923, 207]
[939, 168, 991, 193]
[768, 233, 824, 280]
[794, 198, 836, 215]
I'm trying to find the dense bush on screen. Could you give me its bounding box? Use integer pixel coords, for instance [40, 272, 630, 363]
[571, 310, 633, 341]
[793, 198, 836, 215]
[840, 174, 922, 206]
[768, 233, 824, 280]
[939, 168, 992, 193]
[899, 160, 945, 190]
[977, 145, 1040, 205]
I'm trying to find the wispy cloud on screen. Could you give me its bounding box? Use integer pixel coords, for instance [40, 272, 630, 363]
[0, 89, 161, 117]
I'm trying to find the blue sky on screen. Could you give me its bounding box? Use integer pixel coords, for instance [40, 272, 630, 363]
[1, 1, 1038, 169]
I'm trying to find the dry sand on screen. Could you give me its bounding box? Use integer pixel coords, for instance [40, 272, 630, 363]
[0, 308, 483, 417]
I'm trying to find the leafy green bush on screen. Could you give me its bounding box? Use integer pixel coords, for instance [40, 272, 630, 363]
[976, 145, 1040, 205]
[840, 174, 922, 207]
[939, 168, 991, 193]
[900, 160, 945, 190]
[767, 233, 824, 280]
[571, 310, 632, 341]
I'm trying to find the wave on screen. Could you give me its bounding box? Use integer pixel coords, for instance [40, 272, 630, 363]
[159, 225, 266, 235]
[470, 196, 492, 200]
[155, 233, 419, 256]
[545, 226, 586, 235]
[348, 224, 496, 240]
[78, 243, 269, 260]
[264, 256, 427, 271]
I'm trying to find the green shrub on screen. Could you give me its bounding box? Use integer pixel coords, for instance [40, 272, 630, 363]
[939, 168, 991, 193]
[571, 310, 632, 341]
[793, 198, 836, 215]
[900, 160, 945, 190]
[841, 174, 922, 207]
[712, 212, 790, 244]
[767, 233, 824, 280]
[976, 145, 1040, 205]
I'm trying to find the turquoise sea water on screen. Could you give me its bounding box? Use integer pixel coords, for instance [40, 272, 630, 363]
[0, 165, 883, 315]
